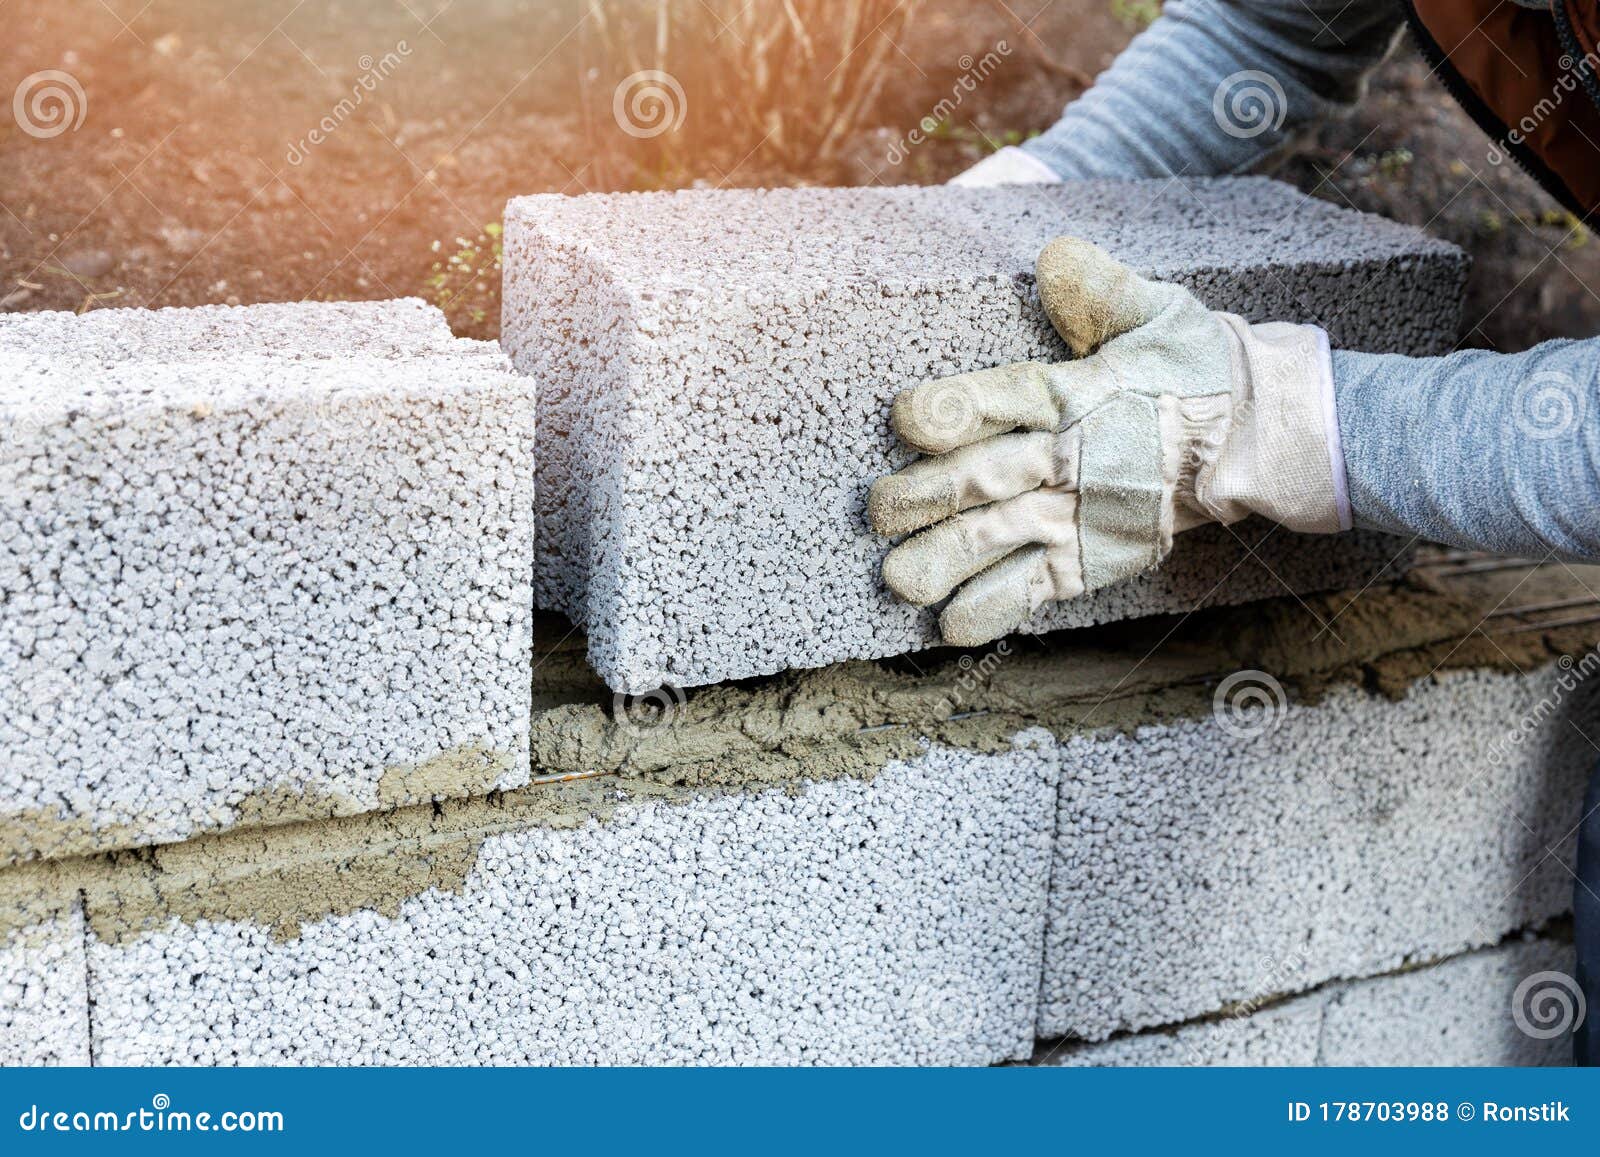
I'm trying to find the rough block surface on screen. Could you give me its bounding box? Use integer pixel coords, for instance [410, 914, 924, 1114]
[86, 736, 1060, 1065]
[504, 179, 1464, 692]
[1041, 663, 1596, 1040]
[0, 301, 535, 865]
[0, 889, 91, 1066]
[1041, 936, 1575, 1067]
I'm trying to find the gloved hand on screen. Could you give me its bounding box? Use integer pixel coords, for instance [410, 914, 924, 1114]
[869, 236, 1351, 647]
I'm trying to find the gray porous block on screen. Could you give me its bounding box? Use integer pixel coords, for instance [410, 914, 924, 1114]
[1041, 935, 1575, 1067]
[503, 179, 1465, 692]
[0, 891, 91, 1066]
[0, 301, 534, 865]
[1041, 662, 1595, 1041]
[87, 736, 1060, 1065]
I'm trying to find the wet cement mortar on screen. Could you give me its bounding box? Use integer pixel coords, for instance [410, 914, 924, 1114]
[5, 575, 1592, 946]
[0, 741, 522, 871]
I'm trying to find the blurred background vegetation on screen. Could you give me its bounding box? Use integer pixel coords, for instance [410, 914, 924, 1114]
[2, 0, 1592, 347]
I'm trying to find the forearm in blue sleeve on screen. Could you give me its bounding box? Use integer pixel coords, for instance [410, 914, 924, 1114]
[1021, 0, 1402, 181]
[1334, 343, 1600, 561]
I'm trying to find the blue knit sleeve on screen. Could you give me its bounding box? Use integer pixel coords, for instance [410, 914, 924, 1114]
[1021, 0, 1402, 180]
[1334, 344, 1600, 560]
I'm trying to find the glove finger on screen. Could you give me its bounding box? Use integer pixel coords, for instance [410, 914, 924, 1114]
[869, 429, 1079, 538]
[940, 538, 1085, 648]
[1036, 236, 1178, 357]
[889, 357, 1118, 455]
[881, 486, 1076, 607]
[889, 363, 1058, 454]
[938, 546, 1049, 648]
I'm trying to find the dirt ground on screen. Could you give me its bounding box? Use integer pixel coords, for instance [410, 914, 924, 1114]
[2, 0, 1595, 350]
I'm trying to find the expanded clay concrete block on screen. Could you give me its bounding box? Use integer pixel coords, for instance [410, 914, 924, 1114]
[1041, 936, 1575, 1067]
[0, 297, 470, 363]
[504, 178, 1465, 693]
[0, 879, 91, 1066]
[1319, 935, 1577, 1066]
[1041, 663, 1597, 1042]
[0, 301, 534, 866]
[86, 736, 1059, 1065]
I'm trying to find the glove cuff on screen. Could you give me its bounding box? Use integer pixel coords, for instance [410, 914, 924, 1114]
[1202, 316, 1350, 535]
[1312, 325, 1354, 533]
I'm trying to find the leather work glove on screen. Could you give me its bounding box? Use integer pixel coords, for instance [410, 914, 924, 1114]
[869, 236, 1351, 648]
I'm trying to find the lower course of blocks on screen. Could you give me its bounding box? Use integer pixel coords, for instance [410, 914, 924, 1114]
[1039, 934, 1576, 1067]
[4, 569, 1594, 1065]
[83, 739, 1062, 1066]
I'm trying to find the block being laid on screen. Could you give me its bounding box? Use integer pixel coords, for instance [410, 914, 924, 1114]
[0, 301, 534, 865]
[504, 178, 1465, 693]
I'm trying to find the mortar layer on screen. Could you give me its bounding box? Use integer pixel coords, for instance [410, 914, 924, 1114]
[530, 577, 1595, 785]
[7, 571, 1593, 946]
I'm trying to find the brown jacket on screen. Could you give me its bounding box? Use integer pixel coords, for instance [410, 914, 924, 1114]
[1404, 0, 1600, 218]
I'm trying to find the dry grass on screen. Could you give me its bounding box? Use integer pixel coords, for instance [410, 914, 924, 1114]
[583, 0, 924, 175]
